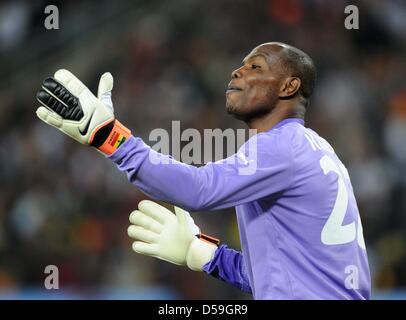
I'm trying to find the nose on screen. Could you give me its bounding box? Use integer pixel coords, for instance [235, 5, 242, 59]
[231, 66, 243, 79]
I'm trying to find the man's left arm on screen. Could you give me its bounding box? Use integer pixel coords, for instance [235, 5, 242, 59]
[108, 133, 292, 211]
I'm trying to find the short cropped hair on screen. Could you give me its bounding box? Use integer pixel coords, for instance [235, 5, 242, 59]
[280, 46, 316, 107]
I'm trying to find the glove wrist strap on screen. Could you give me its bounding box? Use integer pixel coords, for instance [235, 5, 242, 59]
[94, 120, 131, 155]
[198, 233, 220, 246]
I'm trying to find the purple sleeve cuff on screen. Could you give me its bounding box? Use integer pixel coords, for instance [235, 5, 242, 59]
[203, 245, 252, 294]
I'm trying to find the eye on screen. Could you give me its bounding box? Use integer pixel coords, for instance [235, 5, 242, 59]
[251, 64, 261, 70]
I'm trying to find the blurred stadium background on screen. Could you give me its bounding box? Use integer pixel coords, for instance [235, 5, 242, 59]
[0, 0, 405, 299]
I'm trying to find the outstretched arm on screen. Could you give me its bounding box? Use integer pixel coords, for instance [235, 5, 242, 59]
[109, 133, 292, 211]
[35, 69, 292, 211]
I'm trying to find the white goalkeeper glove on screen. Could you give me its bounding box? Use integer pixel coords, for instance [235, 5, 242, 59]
[127, 200, 219, 271]
[36, 69, 131, 155]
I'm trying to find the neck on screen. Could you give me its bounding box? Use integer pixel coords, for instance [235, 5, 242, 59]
[247, 103, 305, 132]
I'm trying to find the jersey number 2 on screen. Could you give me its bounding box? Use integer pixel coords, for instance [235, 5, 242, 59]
[320, 155, 366, 249]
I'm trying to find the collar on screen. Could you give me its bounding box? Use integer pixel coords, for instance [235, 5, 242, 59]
[271, 118, 305, 130]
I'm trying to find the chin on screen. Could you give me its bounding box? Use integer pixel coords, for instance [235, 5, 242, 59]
[226, 102, 273, 123]
[225, 102, 235, 113]
[225, 102, 240, 116]
[226, 103, 250, 121]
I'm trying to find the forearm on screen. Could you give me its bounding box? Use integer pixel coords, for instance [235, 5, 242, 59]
[203, 245, 252, 294]
[108, 136, 212, 211]
[108, 136, 250, 211]
[108, 134, 292, 212]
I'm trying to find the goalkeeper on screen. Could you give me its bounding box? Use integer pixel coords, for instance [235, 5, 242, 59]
[35, 42, 370, 299]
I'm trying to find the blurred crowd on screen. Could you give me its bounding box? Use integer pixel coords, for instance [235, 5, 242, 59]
[0, 0, 405, 299]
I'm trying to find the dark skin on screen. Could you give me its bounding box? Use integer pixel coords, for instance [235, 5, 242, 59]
[226, 42, 306, 133]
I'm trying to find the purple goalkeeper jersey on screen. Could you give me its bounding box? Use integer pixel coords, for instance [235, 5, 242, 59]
[108, 118, 371, 300]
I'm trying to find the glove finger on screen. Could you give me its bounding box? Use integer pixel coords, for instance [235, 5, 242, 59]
[37, 89, 68, 116]
[186, 215, 200, 236]
[175, 206, 200, 235]
[132, 241, 158, 256]
[129, 210, 163, 234]
[97, 72, 113, 98]
[54, 69, 88, 97]
[40, 78, 84, 121]
[36, 106, 63, 128]
[97, 72, 114, 112]
[138, 200, 174, 225]
[127, 225, 159, 244]
[174, 206, 191, 225]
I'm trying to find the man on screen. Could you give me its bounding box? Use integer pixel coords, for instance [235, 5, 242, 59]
[35, 42, 371, 299]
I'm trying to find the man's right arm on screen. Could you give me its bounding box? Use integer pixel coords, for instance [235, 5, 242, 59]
[127, 200, 252, 294]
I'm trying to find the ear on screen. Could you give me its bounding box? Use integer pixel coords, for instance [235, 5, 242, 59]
[279, 77, 301, 98]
